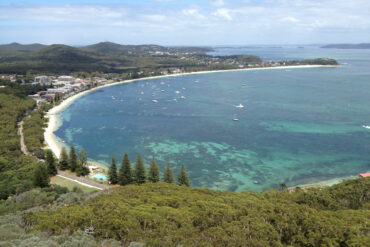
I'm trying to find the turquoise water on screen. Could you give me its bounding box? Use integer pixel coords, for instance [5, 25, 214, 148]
[93, 174, 107, 181]
[55, 46, 370, 191]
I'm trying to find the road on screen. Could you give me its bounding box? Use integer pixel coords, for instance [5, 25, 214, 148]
[57, 171, 109, 190]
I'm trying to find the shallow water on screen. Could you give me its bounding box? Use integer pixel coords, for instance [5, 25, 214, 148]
[55, 46, 370, 191]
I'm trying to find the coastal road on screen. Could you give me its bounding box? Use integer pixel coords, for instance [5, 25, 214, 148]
[57, 171, 109, 190]
[18, 118, 30, 156]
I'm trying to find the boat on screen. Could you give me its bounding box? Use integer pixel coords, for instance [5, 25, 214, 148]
[363, 125, 370, 129]
[254, 180, 259, 184]
[173, 98, 177, 102]
[140, 91, 144, 95]
[160, 81, 165, 85]
[175, 90, 180, 94]
[233, 114, 239, 121]
[152, 99, 158, 103]
[181, 96, 186, 99]
[182, 87, 186, 90]
[235, 104, 244, 108]
[161, 90, 165, 92]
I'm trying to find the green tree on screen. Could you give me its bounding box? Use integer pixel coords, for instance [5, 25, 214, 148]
[279, 183, 288, 191]
[148, 157, 160, 183]
[76, 149, 89, 176]
[118, 153, 132, 185]
[69, 146, 78, 172]
[45, 149, 57, 176]
[58, 147, 69, 170]
[163, 159, 174, 183]
[177, 164, 190, 187]
[33, 164, 50, 188]
[108, 157, 118, 184]
[134, 154, 146, 184]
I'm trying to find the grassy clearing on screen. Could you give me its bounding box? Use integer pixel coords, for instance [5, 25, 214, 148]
[50, 176, 98, 193]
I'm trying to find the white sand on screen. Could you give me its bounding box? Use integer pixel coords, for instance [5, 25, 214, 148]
[44, 64, 337, 159]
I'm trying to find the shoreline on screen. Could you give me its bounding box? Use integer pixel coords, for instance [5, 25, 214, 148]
[44, 64, 348, 189]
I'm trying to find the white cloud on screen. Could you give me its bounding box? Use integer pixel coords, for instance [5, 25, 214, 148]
[281, 17, 299, 23]
[182, 9, 205, 19]
[212, 8, 232, 21]
[0, 0, 369, 45]
[211, 0, 225, 7]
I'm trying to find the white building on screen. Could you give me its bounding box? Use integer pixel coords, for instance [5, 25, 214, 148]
[58, 76, 75, 83]
[34, 76, 52, 86]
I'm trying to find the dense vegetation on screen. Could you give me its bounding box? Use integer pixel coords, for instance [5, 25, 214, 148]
[0, 83, 40, 199]
[23, 103, 52, 158]
[23, 178, 369, 246]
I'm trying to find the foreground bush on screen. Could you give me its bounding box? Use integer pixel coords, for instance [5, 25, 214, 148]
[25, 179, 369, 247]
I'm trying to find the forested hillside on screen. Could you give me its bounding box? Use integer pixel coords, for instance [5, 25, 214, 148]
[23, 178, 369, 247]
[0, 85, 39, 199]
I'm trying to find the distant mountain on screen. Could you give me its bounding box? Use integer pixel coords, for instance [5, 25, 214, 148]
[321, 43, 370, 49]
[36, 44, 98, 63]
[80, 42, 213, 55]
[80, 42, 170, 56]
[0, 42, 46, 53]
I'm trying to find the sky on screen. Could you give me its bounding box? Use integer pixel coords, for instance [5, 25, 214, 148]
[0, 0, 369, 46]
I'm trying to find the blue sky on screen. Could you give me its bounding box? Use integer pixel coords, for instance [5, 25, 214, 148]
[0, 0, 369, 45]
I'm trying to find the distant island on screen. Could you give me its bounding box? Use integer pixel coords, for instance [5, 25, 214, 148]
[321, 43, 370, 49]
[0, 42, 338, 76]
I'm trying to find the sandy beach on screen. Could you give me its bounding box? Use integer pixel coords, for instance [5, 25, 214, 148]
[44, 64, 337, 159]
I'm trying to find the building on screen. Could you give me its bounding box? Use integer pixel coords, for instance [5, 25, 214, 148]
[359, 173, 370, 178]
[58, 75, 75, 83]
[34, 76, 52, 86]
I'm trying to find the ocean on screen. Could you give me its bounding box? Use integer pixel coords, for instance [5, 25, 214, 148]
[55, 45, 370, 191]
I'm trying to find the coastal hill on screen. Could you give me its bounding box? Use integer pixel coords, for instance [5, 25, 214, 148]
[80, 41, 213, 56]
[18, 178, 370, 246]
[321, 43, 370, 49]
[0, 42, 46, 55]
[0, 42, 337, 74]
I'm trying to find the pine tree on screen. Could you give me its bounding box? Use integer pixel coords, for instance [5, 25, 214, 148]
[148, 157, 160, 183]
[33, 164, 50, 188]
[45, 149, 57, 176]
[108, 157, 118, 184]
[134, 154, 146, 184]
[118, 153, 132, 185]
[177, 164, 190, 187]
[76, 149, 89, 176]
[163, 159, 174, 183]
[58, 147, 69, 170]
[69, 146, 78, 172]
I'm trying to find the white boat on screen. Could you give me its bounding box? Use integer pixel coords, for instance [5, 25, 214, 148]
[363, 125, 370, 129]
[160, 81, 165, 85]
[181, 96, 186, 99]
[140, 91, 144, 95]
[182, 87, 186, 90]
[233, 114, 239, 121]
[161, 90, 165, 92]
[175, 90, 180, 94]
[235, 104, 244, 108]
[152, 99, 158, 103]
[173, 98, 177, 102]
